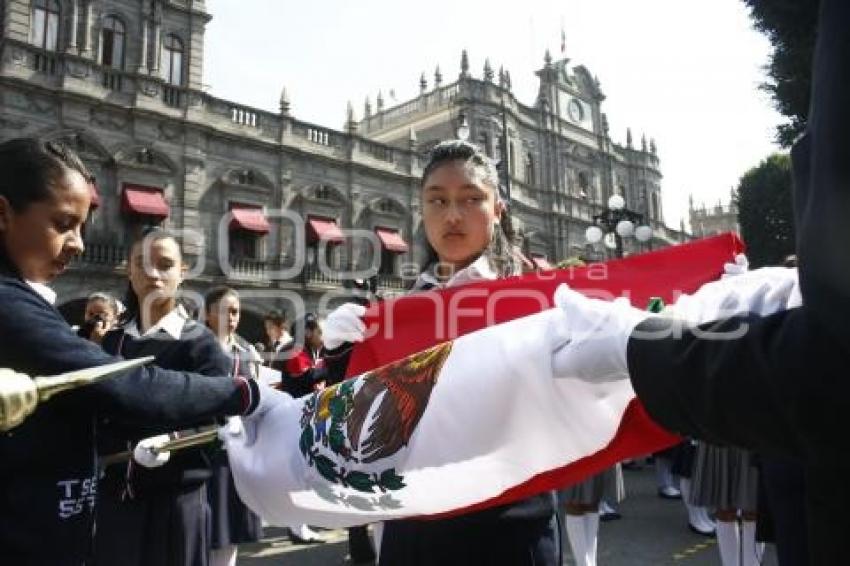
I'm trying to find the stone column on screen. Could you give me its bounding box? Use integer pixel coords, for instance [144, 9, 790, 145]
[67, 0, 79, 53]
[82, 0, 93, 56]
[138, 17, 149, 72]
[151, 19, 161, 74]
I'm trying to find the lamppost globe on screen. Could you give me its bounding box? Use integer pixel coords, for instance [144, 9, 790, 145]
[615, 219, 635, 238]
[585, 225, 603, 244]
[607, 194, 625, 211]
[635, 225, 653, 243]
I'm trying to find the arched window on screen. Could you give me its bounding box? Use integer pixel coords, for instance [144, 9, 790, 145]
[162, 34, 184, 86]
[101, 16, 126, 69]
[31, 0, 60, 51]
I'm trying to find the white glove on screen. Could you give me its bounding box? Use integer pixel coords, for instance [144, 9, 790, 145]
[550, 284, 650, 382]
[322, 302, 367, 350]
[721, 253, 749, 279]
[667, 266, 799, 325]
[217, 416, 245, 445]
[133, 434, 171, 468]
[240, 382, 293, 447]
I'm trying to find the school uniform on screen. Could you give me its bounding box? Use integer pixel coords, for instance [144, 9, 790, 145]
[0, 265, 258, 565]
[94, 307, 236, 566]
[378, 256, 562, 566]
[207, 335, 263, 551]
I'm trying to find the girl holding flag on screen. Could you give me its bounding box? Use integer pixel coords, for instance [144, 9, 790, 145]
[322, 140, 562, 565]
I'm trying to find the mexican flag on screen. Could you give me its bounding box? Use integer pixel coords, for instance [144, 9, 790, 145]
[227, 233, 744, 527]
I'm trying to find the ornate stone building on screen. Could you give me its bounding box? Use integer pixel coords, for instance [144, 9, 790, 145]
[0, 0, 683, 336]
[689, 192, 740, 238]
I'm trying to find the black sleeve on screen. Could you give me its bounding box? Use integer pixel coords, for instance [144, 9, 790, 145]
[0, 282, 256, 427]
[323, 344, 354, 386]
[796, 0, 850, 349]
[627, 308, 848, 464]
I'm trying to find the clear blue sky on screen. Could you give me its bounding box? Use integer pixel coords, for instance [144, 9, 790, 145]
[204, 0, 782, 230]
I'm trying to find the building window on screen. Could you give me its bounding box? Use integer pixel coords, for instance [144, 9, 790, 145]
[508, 141, 516, 176]
[31, 0, 59, 51]
[651, 192, 660, 221]
[525, 153, 535, 186]
[478, 132, 491, 158]
[162, 34, 183, 86]
[230, 231, 258, 261]
[578, 171, 590, 199]
[101, 16, 126, 69]
[379, 248, 396, 275]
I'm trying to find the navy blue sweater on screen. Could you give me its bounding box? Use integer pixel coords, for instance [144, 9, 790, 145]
[0, 272, 257, 565]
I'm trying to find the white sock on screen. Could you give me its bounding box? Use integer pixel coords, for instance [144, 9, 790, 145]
[741, 520, 764, 566]
[584, 512, 599, 566]
[716, 520, 741, 566]
[565, 514, 590, 566]
[656, 458, 673, 488]
[696, 507, 717, 531]
[680, 479, 699, 523]
[209, 545, 237, 566]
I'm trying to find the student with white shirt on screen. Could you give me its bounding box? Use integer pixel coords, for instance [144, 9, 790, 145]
[204, 287, 264, 566]
[94, 230, 240, 566]
[323, 140, 561, 566]
[0, 138, 278, 565]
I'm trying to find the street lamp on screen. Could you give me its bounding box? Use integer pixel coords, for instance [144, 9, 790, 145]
[585, 194, 652, 258]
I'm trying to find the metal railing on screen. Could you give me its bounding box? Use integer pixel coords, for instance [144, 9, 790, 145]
[162, 85, 182, 108]
[34, 51, 59, 75]
[76, 242, 128, 267]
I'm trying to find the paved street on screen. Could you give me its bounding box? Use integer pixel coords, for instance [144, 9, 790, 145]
[238, 465, 778, 565]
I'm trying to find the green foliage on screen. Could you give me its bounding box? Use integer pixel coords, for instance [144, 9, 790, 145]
[735, 154, 795, 267]
[742, 0, 819, 146]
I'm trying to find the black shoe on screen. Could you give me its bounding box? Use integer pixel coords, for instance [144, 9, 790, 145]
[688, 522, 716, 537]
[600, 511, 622, 522]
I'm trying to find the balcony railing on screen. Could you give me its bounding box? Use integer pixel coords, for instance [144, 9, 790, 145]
[162, 85, 183, 108]
[102, 69, 124, 92]
[33, 51, 59, 75]
[76, 242, 128, 267]
[301, 264, 343, 286]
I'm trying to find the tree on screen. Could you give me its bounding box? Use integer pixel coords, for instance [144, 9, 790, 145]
[742, 0, 819, 146]
[735, 154, 795, 267]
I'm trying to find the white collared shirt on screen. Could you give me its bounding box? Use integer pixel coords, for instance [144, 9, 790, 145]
[125, 305, 189, 339]
[415, 255, 498, 290]
[26, 280, 57, 305]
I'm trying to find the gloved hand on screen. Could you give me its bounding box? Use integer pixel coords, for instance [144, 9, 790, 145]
[217, 416, 245, 445]
[550, 284, 650, 382]
[133, 434, 171, 468]
[721, 253, 749, 279]
[322, 303, 367, 350]
[240, 382, 292, 447]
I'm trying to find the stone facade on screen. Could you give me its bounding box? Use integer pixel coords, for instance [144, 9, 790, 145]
[689, 193, 740, 238]
[0, 0, 684, 338]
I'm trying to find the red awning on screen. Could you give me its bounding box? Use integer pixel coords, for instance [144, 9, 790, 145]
[230, 205, 270, 234]
[121, 184, 169, 218]
[375, 227, 409, 253]
[88, 182, 101, 210]
[531, 255, 553, 270]
[307, 216, 344, 244]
